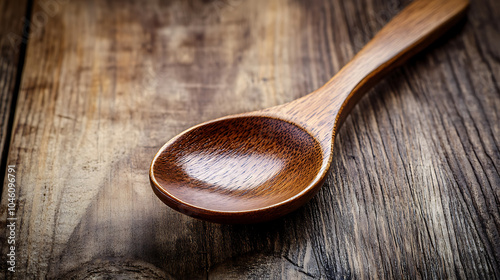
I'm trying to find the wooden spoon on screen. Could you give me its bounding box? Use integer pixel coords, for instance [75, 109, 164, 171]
[150, 0, 469, 224]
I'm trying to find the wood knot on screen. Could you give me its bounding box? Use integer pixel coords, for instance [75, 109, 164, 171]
[58, 258, 174, 279]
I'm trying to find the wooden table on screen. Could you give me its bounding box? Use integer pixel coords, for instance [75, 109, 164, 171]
[1, 0, 499, 278]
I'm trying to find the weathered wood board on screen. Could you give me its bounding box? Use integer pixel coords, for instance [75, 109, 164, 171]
[0, 0, 28, 187]
[1, 0, 499, 278]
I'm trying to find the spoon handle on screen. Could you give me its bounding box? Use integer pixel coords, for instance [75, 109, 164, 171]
[279, 0, 469, 137]
[328, 0, 469, 127]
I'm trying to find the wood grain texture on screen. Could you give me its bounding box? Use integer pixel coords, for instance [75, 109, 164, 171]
[0, 0, 28, 186]
[0, 0, 499, 279]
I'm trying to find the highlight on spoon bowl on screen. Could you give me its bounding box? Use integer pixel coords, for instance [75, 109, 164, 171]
[150, 0, 469, 223]
[150, 116, 328, 224]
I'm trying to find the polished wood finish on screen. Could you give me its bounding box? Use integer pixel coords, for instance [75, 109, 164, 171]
[1, 0, 499, 278]
[150, 0, 470, 224]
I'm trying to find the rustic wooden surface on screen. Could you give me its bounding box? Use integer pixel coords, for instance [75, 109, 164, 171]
[0, 0, 499, 278]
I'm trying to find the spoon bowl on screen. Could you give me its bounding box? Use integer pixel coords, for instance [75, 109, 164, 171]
[150, 116, 327, 222]
[150, 0, 469, 223]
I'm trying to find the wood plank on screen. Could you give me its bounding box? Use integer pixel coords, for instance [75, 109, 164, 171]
[0, 0, 499, 278]
[0, 0, 29, 183]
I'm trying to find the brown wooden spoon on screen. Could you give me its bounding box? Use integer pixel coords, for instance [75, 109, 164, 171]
[150, 0, 469, 224]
